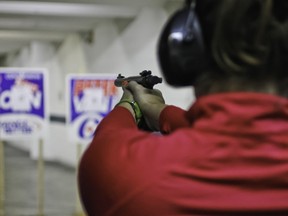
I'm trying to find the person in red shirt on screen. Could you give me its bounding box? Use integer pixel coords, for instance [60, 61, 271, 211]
[78, 0, 288, 215]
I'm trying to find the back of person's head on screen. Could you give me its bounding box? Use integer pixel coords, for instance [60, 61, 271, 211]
[158, 0, 288, 97]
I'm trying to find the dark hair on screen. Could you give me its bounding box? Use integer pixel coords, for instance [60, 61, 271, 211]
[195, 0, 288, 96]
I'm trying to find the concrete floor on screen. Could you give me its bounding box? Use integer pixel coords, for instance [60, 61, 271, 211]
[1, 144, 85, 216]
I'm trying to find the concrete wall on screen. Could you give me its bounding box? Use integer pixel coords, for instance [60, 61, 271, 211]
[3, 6, 195, 167]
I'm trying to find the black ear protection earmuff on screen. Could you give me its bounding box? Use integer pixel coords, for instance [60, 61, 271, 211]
[157, 0, 209, 86]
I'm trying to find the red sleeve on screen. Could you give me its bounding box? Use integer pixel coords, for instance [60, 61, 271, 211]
[78, 105, 190, 215]
[78, 106, 144, 215]
[159, 105, 191, 134]
[96, 106, 137, 132]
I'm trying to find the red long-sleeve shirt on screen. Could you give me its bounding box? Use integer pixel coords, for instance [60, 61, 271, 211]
[78, 92, 288, 216]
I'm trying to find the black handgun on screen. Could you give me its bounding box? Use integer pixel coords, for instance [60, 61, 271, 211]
[114, 70, 162, 89]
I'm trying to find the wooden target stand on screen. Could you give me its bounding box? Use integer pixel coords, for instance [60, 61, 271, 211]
[0, 140, 5, 216]
[73, 143, 86, 216]
[37, 139, 45, 216]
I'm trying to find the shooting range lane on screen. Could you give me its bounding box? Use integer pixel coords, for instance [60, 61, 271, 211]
[3, 144, 77, 215]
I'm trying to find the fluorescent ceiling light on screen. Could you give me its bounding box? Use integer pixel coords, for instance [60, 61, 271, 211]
[0, 30, 67, 41]
[0, 17, 96, 31]
[0, 1, 140, 18]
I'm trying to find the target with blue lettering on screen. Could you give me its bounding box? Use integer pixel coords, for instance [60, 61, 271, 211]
[66, 74, 121, 144]
[0, 68, 48, 140]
